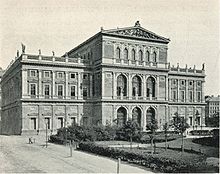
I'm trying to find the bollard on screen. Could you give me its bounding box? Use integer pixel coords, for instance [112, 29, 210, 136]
[70, 141, 73, 157]
[117, 158, 121, 174]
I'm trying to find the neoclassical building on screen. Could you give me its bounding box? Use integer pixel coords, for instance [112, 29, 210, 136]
[1, 21, 206, 135]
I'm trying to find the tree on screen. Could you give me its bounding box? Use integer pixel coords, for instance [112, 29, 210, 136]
[163, 122, 169, 151]
[123, 119, 141, 149]
[146, 118, 158, 154]
[172, 112, 189, 153]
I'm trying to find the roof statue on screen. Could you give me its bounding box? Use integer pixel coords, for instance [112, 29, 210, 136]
[52, 51, 55, 56]
[135, 21, 141, 27]
[21, 43, 25, 54]
[38, 49, 41, 55]
[202, 63, 205, 70]
[17, 50, 19, 57]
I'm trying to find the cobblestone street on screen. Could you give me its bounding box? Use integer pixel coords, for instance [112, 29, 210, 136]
[0, 135, 153, 173]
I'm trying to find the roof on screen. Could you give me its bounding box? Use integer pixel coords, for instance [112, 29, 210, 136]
[101, 21, 170, 43]
[66, 21, 170, 56]
[206, 96, 220, 102]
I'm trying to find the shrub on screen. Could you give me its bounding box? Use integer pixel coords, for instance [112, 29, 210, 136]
[192, 137, 219, 148]
[50, 135, 64, 144]
[78, 142, 217, 173]
[190, 130, 211, 136]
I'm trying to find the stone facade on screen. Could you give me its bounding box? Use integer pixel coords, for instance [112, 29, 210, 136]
[1, 22, 206, 135]
[205, 95, 220, 118]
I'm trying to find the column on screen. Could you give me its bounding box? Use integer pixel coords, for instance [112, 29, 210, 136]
[90, 74, 93, 98]
[201, 81, 205, 102]
[185, 80, 188, 102]
[38, 70, 42, 98]
[165, 76, 169, 101]
[168, 79, 171, 101]
[143, 107, 146, 131]
[128, 74, 132, 99]
[193, 81, 196, 102]
[101, 72, 105, 98]
[165, 106, 168, 123]
[177, 79, 179, 102]
[65, 72, 69, 99]
[156, 76, 159, 100]
[143, 76, 146, 99]
[22, 69, 28, 98]
[78, 73, 82, 99]
[193, 106, 196, 127]
[52, 71, 56, 99]
[112, 72, 116, 99]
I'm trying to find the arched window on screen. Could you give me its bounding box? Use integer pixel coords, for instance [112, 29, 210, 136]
[132, 107, 141, 126]
[87, 52, 90, 59]
[131, 49, 135, 60]
[152, 51, 157, 62]
[146, 77, 155, 97]
[124, 48, 128, 59]
[132, 75, 142, 96]
[117, 107, 127, 126]
[146, 107, 155, 127]
[117, 74, 127, 96]
[116, 47, 120, 59]
[146, 51, 150, 62]
[139, 50, 143, 61]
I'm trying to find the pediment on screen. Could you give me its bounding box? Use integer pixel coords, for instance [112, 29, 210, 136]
[102, 22, 170, 43]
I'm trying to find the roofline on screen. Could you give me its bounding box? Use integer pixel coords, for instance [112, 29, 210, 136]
[64, 32, 102, 57]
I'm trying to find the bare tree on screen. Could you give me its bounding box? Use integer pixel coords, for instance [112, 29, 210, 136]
[146, 118, 158, 154]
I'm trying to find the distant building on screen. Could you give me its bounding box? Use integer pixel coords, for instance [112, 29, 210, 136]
[1, 21, 206, 135]
[205, 95, 220, 118]
[0, 67, 4, 133]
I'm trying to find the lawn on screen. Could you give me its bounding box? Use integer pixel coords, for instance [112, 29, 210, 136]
[156, 138, 219, 158]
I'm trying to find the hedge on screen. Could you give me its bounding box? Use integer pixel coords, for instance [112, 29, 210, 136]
[190, 130, 211, 136]
[78, 142, 217, 173]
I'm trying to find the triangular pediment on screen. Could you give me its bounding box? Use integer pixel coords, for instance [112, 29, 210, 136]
[102, 22, 170, 43]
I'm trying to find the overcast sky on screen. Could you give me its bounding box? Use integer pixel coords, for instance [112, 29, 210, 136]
[0, 0, 219, 95]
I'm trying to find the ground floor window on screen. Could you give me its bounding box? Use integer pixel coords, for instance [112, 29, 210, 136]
[189, 117, 192, 126]
[30, 118, 37, 130]
[71, 117, 76, 126]
[57, 117, 64, 128]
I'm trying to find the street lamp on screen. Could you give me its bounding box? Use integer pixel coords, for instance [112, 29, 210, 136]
[45, 119, 48, 148]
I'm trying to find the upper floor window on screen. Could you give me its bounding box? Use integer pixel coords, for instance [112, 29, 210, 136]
[83, 87, 88, 97]
[83, 74, 88, 80]
[189, 91, 193, 102]
[30, 84, 36, 96]
[197, 91, 201, 102]
[116, 47, 120, 59]
[131, 49, 136, 60]
[180, 90, 185, 102]
[44, 85, 50, 97]
[124, 48, 128, 59]
[172, 90, 177, 101]
[70, 86, 76, 97]
[58, 85, 63, 97]
[197, 81, 201, 87]
[189, 81, 193, 86]
[139, 50, 143, 61]
[30, 70, 37, 77]
[70, 73, 76, 79]
[146, 51, 150, 62]
[44, 71, 50, 78]
[152, 51, 157, 62]
[57, 72, 63, 79]
[181, 80, 185, 85]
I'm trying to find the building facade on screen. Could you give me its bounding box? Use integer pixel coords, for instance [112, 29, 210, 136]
[1, 21, 206, 135]
[205, 95, 220, 118]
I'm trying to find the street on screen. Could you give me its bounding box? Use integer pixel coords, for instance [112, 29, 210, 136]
[0, 135, 153, 173]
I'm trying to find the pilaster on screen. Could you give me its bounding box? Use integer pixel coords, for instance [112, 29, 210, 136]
[90, 74, 93, 98]
[185, 80, 188, 102]
[38, 70, 42, 98]
[22, 69, 28, 97]
[78, 73, 82, 99]
[128, 74, 132, 99]
[65, 72, 69, 99]
[143, 75, 146, 99]
[165, 76, 168, 101]
[52, 71, 56, 99]
[193, 81, 196, 102]
[101, 72, 105, 98]
[156, 76, 159, 99]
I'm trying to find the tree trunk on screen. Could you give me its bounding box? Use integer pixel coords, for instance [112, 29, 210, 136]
[165, 133, 167, 151]
[181, 132, 184, 153]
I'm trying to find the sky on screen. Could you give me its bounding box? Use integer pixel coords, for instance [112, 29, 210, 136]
[0, 0, 219, 95]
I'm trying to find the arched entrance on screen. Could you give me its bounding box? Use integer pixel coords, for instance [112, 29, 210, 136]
[146, 107, 156, 127]
[117, 107, 127, 126]
[132, 107, 141, 126]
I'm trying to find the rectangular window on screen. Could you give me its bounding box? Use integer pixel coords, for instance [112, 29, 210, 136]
[172, 91, 177, 101]
[189, 117, 192, 126]
[30, 118, 37, 130]
[180, 91, 185, 102]
[70, 86, 76, 97]
[44, 71, 50, 78]
[30, 84, 36, 96]
[83, 87, 88, 97]
[71, 117, 76, 126]
[57, 117, 64, 128]
[58, 85, 63, 98]
[197, 91, 201, 102]
[44, 85, 50, 98]
[83, 74, 88, 80]
[189, 91, 193, 102]
[30, 70, 36, 77]
[70, 73, 76, 79]
[57, 72, 63, 78]
[45, 118, 51, 129]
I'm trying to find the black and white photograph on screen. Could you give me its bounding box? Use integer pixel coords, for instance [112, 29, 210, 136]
[0, 0, 219, 173]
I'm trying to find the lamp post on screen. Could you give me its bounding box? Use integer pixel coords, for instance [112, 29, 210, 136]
[45, 121, 48, 148]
